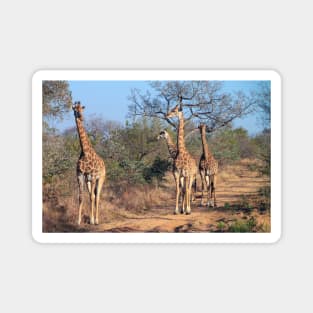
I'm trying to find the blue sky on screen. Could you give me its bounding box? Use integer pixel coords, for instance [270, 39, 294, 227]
[55, 80, 267, 135]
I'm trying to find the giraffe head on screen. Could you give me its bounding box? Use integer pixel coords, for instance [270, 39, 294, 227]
[166, 105, 181, 119]
[198, 123, 211, 133]
[72, 101, 85, 121]
[198, 123, 206, 131]
[157, 130, 169, 141]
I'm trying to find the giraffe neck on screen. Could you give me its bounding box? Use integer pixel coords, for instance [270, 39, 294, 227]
[200, 127, 212, 160]
[165, 133, 177, 158]
[177, 112, 186, 153]
[75, 118, 92, 153]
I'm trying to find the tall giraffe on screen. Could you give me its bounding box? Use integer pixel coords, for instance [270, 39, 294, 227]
[166, 106, 197, 214]
[198, 124, 218, 207]
[72, 102, 106, 225]
[157, 129, 196, 201]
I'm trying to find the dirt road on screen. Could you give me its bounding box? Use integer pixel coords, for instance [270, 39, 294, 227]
[57, 159, 270, 233]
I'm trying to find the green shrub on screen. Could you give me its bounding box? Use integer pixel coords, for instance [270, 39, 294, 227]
[143, 157, 171, 185]
[224, 202, 231, 210]
[229, 217, 257, 232]
[217, 221, 226, 232]
[253, 129, 271, 176]
[208, 127, 257, 166]
[43, 134, 78, 183]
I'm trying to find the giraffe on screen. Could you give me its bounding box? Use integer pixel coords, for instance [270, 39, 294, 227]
[157, 130, 177, 161]
[72, 101, 106, 225]
[166, 106, 197, 214]
[157, 129, 196, 201]
[198, 124, 218, 207]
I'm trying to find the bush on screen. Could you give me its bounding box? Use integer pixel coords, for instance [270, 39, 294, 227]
[43, 133, 78, 183]
[105, 160, 125, 184]
[119, 159, 147, 185]
[228, 217, 257, 232]
[143, 157, 171, 185]
[208, 127, 257, 166]
[217, 221, 226, 232]
[253, 129, 271, 176]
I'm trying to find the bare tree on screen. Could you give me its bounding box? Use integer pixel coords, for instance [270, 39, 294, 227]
[128, 81, 255, 134]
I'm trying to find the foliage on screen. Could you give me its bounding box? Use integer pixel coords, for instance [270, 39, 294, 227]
[44, 115, 169, 186]
[204, 127, 252, 165]
[119, 117, 164, 163]
[43, 133, 78, 183]
[43, 81, 72, 121]
[253, 82, 271, 176]
[208, 127, 241, 164]
[99, 117, 168, 185]
[224, 202, 231, 210]
[217, 221, 226, 232]
[43, 115, 172, 187]
[228, 217, 257, 232]
[143, 157, 172, 186]
[253, 129, 271, 176]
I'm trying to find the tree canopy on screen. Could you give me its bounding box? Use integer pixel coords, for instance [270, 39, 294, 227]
[43, 80, 72, 120]
[128, 81, 255, 133]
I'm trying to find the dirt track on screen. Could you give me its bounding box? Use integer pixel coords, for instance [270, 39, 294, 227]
[53, 159, 271, 233]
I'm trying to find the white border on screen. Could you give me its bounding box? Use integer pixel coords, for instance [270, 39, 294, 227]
[32, 70, 281, 244]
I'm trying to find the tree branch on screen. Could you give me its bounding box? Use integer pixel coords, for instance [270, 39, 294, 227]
[128, 81, 257, 134]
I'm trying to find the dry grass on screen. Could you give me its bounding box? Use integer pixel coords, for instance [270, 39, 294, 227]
[42, 179, 173, 232]
[113, 185, 171, 212]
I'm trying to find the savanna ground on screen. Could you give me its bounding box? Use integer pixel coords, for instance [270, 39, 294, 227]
[43, 158, 270, 233]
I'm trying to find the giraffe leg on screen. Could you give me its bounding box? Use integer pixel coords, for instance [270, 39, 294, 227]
[89, 180, 96, 225]
[190, 176, 195, 211]
[180, 176, 185, 214]
[178, 180, 183, 211]
[174, 172, 180, 215]
[205, 175, 211, 207]
[84, 179, 93, 222]
[212, 175, 217, 208]
[77, 173, 84, 225]
[186, 176, 193, 215]
[208, 175, 215, 207]
[184, 176, 189, 214]
[200, 170, 205, 206]
[95, 174, 105, 225]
